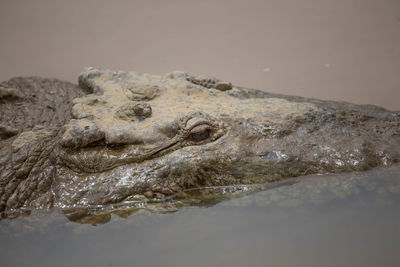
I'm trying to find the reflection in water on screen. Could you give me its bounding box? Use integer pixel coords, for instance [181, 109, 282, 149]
[0, 165, 399, 267]
[1, 165, 400, 226]
[60, 181, 296, 225]
[1, 180, 296, 225]
[224, 165, 400, 208]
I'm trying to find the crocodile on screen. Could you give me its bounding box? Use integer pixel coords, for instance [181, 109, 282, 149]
[1, 67, 399, 220]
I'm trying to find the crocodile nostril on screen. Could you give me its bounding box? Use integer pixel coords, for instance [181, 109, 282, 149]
[114, 102, 152, 121]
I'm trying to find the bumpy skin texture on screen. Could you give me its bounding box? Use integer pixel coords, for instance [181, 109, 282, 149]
[0, 68, 399, 218]
[0, 78, 86, 212]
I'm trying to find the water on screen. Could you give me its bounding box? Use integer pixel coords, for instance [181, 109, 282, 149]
[1, 165, 399, 267]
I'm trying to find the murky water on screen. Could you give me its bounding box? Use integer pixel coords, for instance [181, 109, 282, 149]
[1, 165, 399, 267]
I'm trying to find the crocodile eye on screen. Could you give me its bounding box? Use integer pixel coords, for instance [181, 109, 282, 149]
[185, 124, 215, 144]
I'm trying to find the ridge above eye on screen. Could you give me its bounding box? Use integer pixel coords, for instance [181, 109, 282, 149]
[185, 116, 217, 130]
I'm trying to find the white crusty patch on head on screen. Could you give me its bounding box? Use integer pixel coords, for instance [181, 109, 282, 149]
[67, 67, 318, 145]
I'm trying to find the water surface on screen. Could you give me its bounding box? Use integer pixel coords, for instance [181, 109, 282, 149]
[1, 165, 399, 267]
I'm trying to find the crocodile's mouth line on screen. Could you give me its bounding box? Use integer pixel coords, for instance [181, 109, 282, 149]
[57, 121, 227, 174]
[57, 139, 182, 174]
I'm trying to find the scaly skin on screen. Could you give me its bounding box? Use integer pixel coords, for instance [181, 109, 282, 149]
[0, 68, 399, 218]
[0, 77, 86, 212]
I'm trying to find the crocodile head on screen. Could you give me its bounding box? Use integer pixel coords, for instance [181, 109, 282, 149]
[1, 68, 399, 218]
[51, 68, 400, 209]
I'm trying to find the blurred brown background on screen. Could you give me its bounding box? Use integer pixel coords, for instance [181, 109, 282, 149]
[0, 0, 399, 110]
